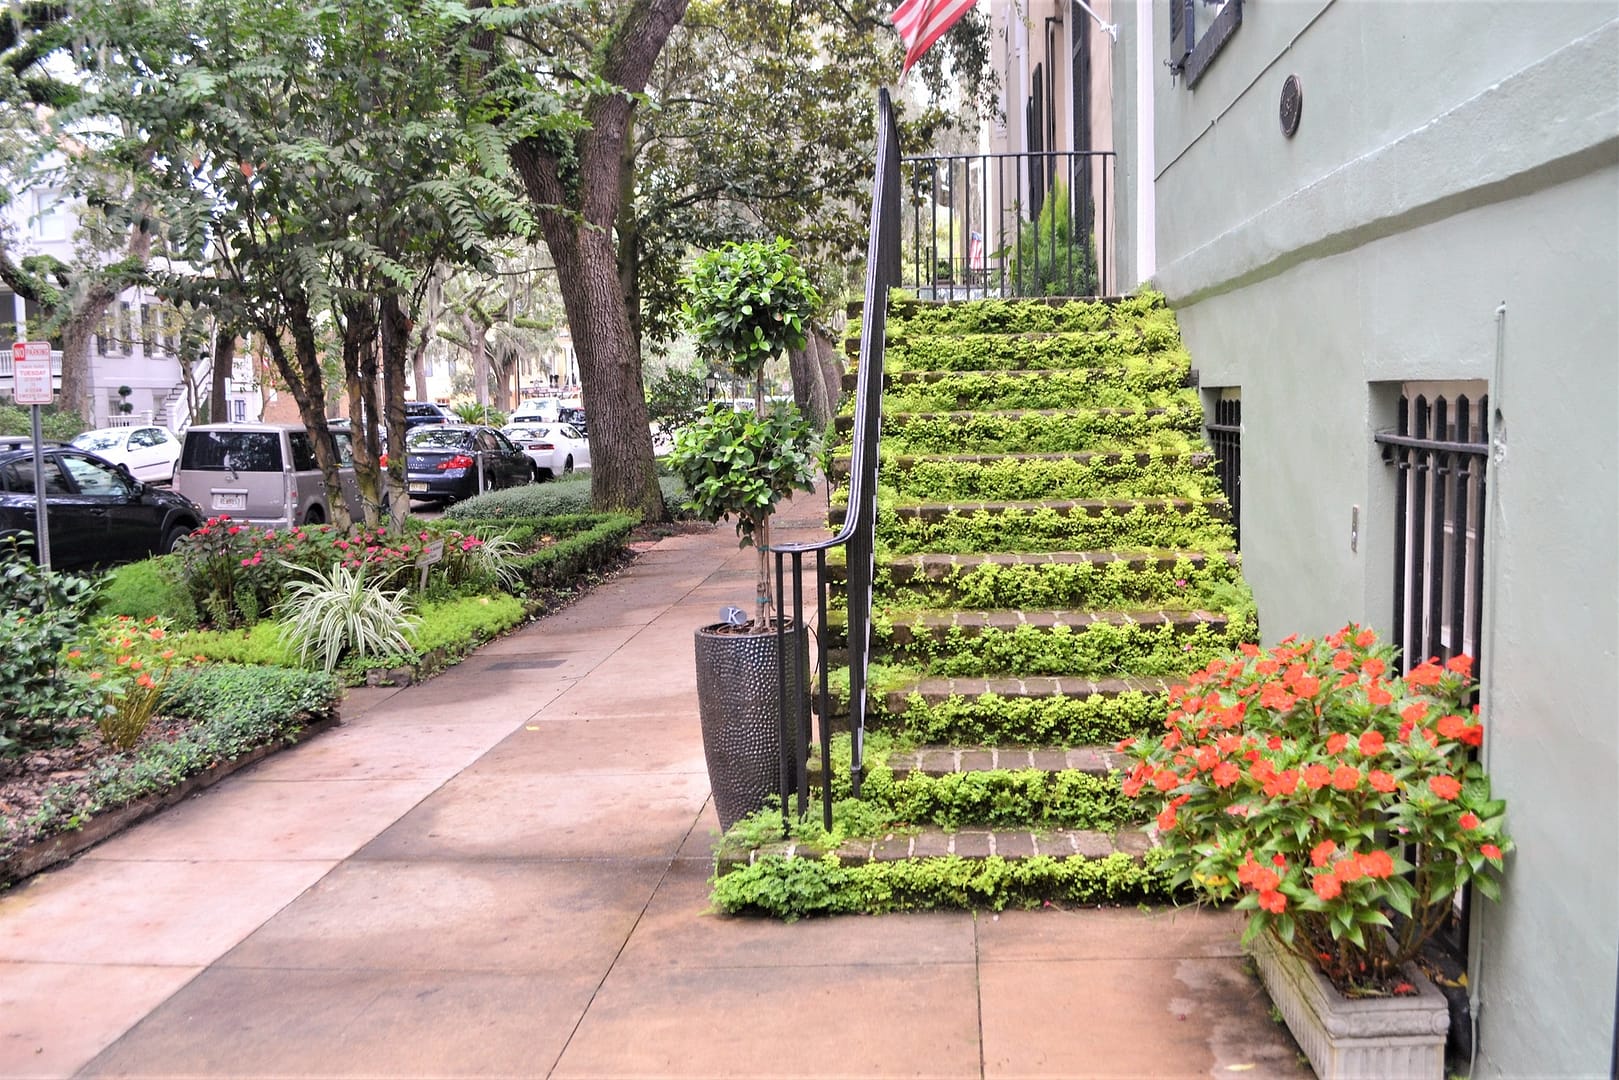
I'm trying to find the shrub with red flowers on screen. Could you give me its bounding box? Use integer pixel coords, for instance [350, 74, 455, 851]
[1119, 623, 1511, 995]
[170, 517, 516, 628]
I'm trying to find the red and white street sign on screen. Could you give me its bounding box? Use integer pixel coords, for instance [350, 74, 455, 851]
[12, 341, 53, 404]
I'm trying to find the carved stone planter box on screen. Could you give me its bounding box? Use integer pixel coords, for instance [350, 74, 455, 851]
[1249, 928, 1449, 1080]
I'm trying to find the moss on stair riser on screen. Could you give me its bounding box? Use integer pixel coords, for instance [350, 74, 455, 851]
[878, 555, 1242, 610]
[875, 460, 1224, 503]
[710, 851, 1175, 918]
[875, 504, 1234, 556]
[871, 405, 1202, 455]
[864, 361, 1192, 411]
[872, 687, 1169, 746]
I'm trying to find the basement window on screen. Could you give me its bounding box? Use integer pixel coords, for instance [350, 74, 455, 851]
[1169, 0, 1243, 88]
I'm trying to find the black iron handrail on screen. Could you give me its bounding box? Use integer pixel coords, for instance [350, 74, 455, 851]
[768, 88, 899, 831]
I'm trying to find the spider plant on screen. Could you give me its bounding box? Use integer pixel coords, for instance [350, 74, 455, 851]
[277, 561, 420, 673]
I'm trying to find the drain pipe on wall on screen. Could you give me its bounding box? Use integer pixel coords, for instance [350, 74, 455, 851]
[1469, 301, 1508, 1076]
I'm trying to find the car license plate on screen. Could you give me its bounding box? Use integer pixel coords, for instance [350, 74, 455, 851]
[409, 482, 429, 493]
[212, 491, 246, 511]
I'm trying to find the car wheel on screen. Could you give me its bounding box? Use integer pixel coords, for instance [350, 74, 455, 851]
[161, 522, 195, 554]
[563, 455, 574, 475]
[304, 506, 326, 526]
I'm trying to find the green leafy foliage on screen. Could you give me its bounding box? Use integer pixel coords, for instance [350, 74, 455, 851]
[880, 618, 1254, 679]
[0, 544, 97, 754]
[60, 616, 189, 750]
[1009, 183, 1098, 298]
[94, 557, 197, 628]
[0, 404, 87, 441]
[401, 593, 525, 658]
[178, 621, 299, 667]
[668, 403, 819, 548]
[711, 850, 1172, 918]
[682, 238, 820, 382]
[875, 501, 1236, 557]
[893, 554, 1244, 612]
[645, 367, 710, 441]
[1, 665, 340, 862]
[867, 359, 1191, 414]
[876, 457, 1223, 504]
[874, 685, 1169, 747]
[449, 476, 689, 520]
[878, 400, 1203, 456]
[276, 562, 420, 673]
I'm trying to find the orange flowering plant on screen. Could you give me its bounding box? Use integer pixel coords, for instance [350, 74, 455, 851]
[1119, 623, 1511, 995]
[61, 615, 194, 750]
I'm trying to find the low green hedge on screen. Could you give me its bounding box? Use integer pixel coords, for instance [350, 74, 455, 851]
[94, 556, 198, 628]
[448, 475, 689, 519]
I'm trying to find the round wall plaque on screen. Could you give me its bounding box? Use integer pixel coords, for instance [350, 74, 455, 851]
[1280, 75, 1303, 137]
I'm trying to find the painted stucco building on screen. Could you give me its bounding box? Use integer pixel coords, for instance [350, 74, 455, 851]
[989, 0, 1618, 1073]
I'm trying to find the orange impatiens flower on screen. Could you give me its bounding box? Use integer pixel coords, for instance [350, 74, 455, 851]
[1325, 732, 1349, 754]
[1358, 849, 1396, 879]
[1446, 654, 1475, 676]
[1354, 628, 1377, 647]
[1362, 657, 1386, 679]
[1331, 765, 1362, 791]
[1310, 839, 1338, 867]
[1428, 774, 1463, 800]
[1406, 662, 1443, 687]
[1459, 723, 1485, 748]
[1437, 713, 1468, 740]
[1302, 764, 1332, 790]
[1458, 812, 1481, 830]
[1358, 730, 1386, 756]
[1481, 844, 1503, 860]
[1258, 889, 1287, 914]
[1367, 683, 1394, 706]
[1368, 770, 1399, 793]
[1312, 873, 1343, 900]
[1212, 761, 1241, 788]
[1332, 650, 1354, 671]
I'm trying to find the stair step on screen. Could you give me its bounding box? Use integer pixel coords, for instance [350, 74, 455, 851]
[826, 549, 1237, 584]
[832, 497, 1223, 528]
[839, 365, 1193, 394]
[888, 608, 1227, 647]
[829, 450, 1211, 478]
[884, 674, 1180, 714]
[884, 744, 1131, 778]
[837, 406, 1183, 436]
[716, 824, 1156, 874]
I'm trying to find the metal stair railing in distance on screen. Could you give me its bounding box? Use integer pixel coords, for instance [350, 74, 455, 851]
[770, 88, 899, 833]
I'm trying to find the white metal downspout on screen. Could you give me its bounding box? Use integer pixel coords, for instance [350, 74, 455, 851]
[1469, 301, 1508, 1075]
[1135, 0, 1156, 285]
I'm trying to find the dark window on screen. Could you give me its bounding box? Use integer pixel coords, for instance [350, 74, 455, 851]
[288, 432, 319, 472]
[408, 428, 473, 451]
[182, 431, 283, 472]
[1169, 0, 1242, 88]
[1376, 383, 1489, 674]
[60, 453, 134, 497]
[2, 457, 71, 494]
[1205, 389, 1242, 548]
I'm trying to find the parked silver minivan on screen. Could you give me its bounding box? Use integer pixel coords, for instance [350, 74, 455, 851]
[175, 423, 358, 529]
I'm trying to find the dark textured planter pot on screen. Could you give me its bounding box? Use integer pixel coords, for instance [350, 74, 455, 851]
[694, 621, 809, 832]
[1249, 927, 1448, 1080]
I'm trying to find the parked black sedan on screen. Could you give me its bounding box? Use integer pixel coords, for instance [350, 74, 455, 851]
[0, 439, 203, 569]
[404, 424, 534, 504]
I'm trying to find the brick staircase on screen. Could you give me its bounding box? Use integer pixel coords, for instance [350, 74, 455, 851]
[712, 292, 1254, 913]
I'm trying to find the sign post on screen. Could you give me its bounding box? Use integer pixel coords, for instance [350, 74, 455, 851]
[12, 341, 55, 569]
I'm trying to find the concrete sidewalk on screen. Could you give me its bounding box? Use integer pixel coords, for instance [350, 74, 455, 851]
[0, 491, 1307, 1079]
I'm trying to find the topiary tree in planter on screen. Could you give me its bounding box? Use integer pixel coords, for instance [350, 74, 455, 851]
[673, 238, 821, 631]
[671, 238, 822, 832]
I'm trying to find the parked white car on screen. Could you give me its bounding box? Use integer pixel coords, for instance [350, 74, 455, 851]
[70, 425, 183, 484]
[502, 422, 590, 479]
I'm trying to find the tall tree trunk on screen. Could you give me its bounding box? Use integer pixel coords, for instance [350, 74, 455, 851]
[341, 299, 383, 527]
[462, 311, 489, 416]
[380, 294, 411, 532]
[787, 327, 842, 431]
[536, 216, 665, 520]
[210, 325, 235, 424]
[265, 294, 352, 530]
[506, 0, 687, 522]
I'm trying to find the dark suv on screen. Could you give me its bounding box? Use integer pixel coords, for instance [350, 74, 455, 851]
[0, 438, 202, 568]
[404, 401, 452, 429]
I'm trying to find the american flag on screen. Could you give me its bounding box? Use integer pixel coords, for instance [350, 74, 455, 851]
[968, 231, 985, 270]
[894, 0, 975, 81]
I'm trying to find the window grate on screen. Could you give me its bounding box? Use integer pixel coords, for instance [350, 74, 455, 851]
[1206, 394, 1241, 548]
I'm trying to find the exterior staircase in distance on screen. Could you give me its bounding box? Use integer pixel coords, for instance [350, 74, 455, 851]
[714, 291, 1254, 913]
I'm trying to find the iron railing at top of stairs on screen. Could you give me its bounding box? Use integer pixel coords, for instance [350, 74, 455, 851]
[769, 88, 899, 832]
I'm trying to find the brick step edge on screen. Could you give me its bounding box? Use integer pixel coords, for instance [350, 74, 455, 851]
[883, 744, 1132, 778]
[716, 825, 1157, 874]
[885, 674, 1178, 713]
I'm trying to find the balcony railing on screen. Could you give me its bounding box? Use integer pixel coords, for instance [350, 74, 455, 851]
[901, 150, 1115, 300]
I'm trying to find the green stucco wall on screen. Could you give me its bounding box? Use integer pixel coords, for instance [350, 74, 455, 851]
[1147, 1, 1619, 1075]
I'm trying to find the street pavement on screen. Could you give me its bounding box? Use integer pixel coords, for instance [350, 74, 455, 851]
[0, 489, 1308, 1079]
